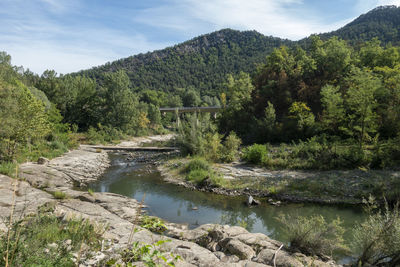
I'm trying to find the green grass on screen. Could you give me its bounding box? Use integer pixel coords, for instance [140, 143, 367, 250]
[0, 161, 17, 177]
[0, 211, 105, 266]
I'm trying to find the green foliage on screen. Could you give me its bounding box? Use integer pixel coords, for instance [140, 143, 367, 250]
[344, 68, 380, 148]
[53, 191, 68, 199]
[86, 124, 126, 145]
[219, 132, 242, 162]
[0, 212, 104, 267]
[77, 29, 291, 98]
[0, 161, 17, 177]
[118, 239, 180, 267]
[0, 80, 50, 161]
[184, 157, 224, 186]
[140, 215, 167, 233]
[320, 85, 345, 133]
[185, 157, 211, 173]
[276, 214, 346, 257]
[186, 169, 210, 184]
[320, 6, 400, 45]
[175, 113, 216, 156]
[242, 144, 269, 165]
[352, 198, 400, 266]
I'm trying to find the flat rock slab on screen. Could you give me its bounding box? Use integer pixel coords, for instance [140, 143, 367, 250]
[0, 174, 54, 232]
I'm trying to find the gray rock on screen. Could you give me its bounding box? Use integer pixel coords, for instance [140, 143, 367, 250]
[255, 248, 303, 267]
[223, 238, 256, 260]
[247, 195, 260, 206]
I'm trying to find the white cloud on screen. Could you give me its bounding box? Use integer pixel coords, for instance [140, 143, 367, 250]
[0, 0, 170, 74]
[134, 0, 356, 40]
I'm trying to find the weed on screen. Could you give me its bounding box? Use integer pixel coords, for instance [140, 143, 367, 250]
[140, 215, 167, 234]
[53, 191, 68, 199]
[117, 239, 181, 267]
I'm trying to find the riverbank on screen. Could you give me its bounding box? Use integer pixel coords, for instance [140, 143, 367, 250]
[0, 135, 340, 266]
[159, 157, 400, 205]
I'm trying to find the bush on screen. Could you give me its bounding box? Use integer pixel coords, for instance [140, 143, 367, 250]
[185, 157, 210, 173]
[186, 169, 210, 184]
[352, 199, 400, 266]
[242, 144, 269, 165]
[86, 124, 125, 145]
[220, 132, 242, 163]
[276, 214, 346, 257]
[184, 157, 224, 186]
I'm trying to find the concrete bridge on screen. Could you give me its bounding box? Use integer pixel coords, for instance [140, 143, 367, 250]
[159, 106, 221, 114]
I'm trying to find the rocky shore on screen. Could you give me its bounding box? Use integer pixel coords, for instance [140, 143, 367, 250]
[159, 158, 400, 205]
[0, 136, 341, 266]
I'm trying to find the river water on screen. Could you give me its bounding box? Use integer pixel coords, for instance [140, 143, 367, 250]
[89, 153, 367, 262]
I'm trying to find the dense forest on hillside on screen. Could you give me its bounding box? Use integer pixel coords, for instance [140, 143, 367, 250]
[74, 6, 400, 99]
[75, 29, 293, 97]
[320, 5, 400, 45]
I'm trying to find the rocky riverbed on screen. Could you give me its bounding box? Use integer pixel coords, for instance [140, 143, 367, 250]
[0, 135, 342, 266]
[159, 158, 400, 205]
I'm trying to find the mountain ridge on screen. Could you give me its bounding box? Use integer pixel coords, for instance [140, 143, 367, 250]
[74, 5, 400, 96]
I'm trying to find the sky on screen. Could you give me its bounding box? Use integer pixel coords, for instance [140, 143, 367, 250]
[0, 0, 399, 75]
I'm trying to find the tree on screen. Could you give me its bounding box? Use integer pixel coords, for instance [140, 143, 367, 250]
[102, 70, 139, 133]
[0, 81, 50, 160]
[345, 68, 381, 148]
[182, 88, 201, 107]
[320, 85, 345, 134]
[289, 102, 315, 132]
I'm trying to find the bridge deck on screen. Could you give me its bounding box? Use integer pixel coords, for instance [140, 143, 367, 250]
[159, 106, 221, 113]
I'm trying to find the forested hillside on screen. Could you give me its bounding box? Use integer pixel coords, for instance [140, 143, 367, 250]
[320, 5, 400, 45]
[75, 29, 293, 97]
[74, 6, 400, 99]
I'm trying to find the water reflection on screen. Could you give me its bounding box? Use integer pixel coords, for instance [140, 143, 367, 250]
[90, 153, 366, 245]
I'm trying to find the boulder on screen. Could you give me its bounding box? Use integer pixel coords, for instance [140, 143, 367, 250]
[255, 248, 303, 267]
[247, 195, 260, 206]
[37, 157, 50, 165]
[223, 238, 256, 260]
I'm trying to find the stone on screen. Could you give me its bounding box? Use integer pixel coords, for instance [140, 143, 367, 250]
[37, 157, 50, 165]
[247, 195, 260, 206]
[223, 238, 256, 260]
[255, 248, 303, 267]
[234, 233, 282, 251]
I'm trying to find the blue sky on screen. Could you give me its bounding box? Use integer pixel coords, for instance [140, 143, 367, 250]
[1, 0, 399, 74]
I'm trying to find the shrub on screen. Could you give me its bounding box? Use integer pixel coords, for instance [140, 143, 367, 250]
[185, 157, 210, 173]
[186, 169, 210, 184]
[276, 214, 346, 257]
[352, 199, 400, 266]
[203, 132, 223, 162]
[220, 132, 242, 163]
[242, 144, 269, 165]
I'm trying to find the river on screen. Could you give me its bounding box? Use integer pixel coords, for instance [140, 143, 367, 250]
[89, 152, 367, 262]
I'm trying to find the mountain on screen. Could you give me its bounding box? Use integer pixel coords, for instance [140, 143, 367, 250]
[76, 29, 292, 97]
[75, 6, 400, 98]
[320, 5, 400, 45]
